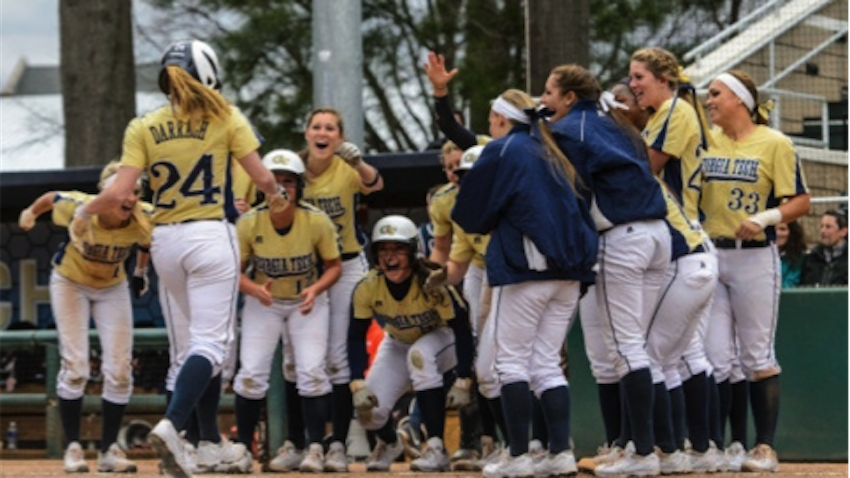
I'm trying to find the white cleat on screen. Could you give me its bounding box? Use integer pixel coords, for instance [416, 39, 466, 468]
[657, 449, 691, 475]
[324, 440, 350, 472]
[299, 443, 325, 473]
[97, 443, 138, 473]
[365, 437, 404, 472]
[724, 441, 746, 472]
[195, 439, 249, 473]
[594, 448, 660, 477]
[741, 443, 779, 473]
[688, 441, 724, 473]
[148, 419, 192, 478]
[529, 439, 548, 463]
[534, 449, 578, 477]
[63, 441, 89, 473]
[268, 440, 305, 472]
[483, 452, 535, 478]
[411, 437, 451, 472]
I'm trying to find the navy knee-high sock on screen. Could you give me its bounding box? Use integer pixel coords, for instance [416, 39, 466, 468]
[235, 394, 263, 450]
[531, 394, 548, 446]
[196, 373, 223, 442]
[458, 391, 481, 449]
[416, 387, 447, 440]
[621, 369, 655, 456]
[59, 398, 83, 447]
[668, 386, 687, 451]
[302, 394, 331, 445]
[285, 381, 306, 449]
[101, 399, 126, 452]
[616, 382, 632, 448]
[487, 397, 509, 445]
[653, 382, 676, 454]
[166, 355, 213, 431]
[539, 386, 571, 453]
[331, 384, 353, 444]
[683, 372, 710, 452]
[750, 376, 779, 447]
[478, 389, 497, 440]
[375, 417, 398, 444]
[730, 380, 749, 445]
[501, 382, 532, 456]
[717, 379, 732, 445]
[707, 374, 724, 449]
[598, 382, 622, 446]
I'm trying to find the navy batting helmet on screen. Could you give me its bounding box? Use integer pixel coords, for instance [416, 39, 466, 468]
[158, 40, 222, 93]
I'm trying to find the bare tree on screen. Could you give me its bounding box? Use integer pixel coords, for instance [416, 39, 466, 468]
[61, 0, 136, 168]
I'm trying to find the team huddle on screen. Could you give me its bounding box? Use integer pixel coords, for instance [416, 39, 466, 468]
[17, 39, 809, 478]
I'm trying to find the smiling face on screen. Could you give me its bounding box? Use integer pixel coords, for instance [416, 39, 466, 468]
[376, 241, 412, 283]
[441, 148, 462, 185]
[304, 112, 343, 161]
[611, 83, 648, 130]
[540, 74, 570, 122]
[775, 222, 789, 248]
[705, 79, 744, 130]
[820, 214, 848, 247]
[629, 60, 672, 111]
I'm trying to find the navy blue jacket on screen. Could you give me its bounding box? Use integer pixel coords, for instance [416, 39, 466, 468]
[452, 125, 598, 287]
[551, 100, 666, 228]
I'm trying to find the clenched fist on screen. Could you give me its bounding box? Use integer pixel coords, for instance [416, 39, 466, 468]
[336, 142, 362, 167]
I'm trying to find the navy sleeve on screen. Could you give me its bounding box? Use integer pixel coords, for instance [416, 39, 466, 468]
[435, 95, 478, 150]
[452, 142, 511, 234]
[347, 314, 372, 380]
[448, 296, 473, 379]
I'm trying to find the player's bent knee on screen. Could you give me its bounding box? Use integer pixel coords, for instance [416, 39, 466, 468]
[233, 375, 269, 400]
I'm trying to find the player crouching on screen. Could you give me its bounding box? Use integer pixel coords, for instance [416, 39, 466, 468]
[348, 215, 475, 472]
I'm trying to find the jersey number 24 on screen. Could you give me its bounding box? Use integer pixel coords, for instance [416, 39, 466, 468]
[150, 155, 222, 209]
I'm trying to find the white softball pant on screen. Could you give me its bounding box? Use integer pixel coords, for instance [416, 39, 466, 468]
[579, 285, 619, 385]
[360, 328, 457, 430]
[234, 294, 331, 399]
[325, 253, 369, 384]
[706, 245, 782, 382]
[51, 271, 133, 403]
[596, 220, 672, 379]
[152, 221, 240, 376]
[464, 263, 486, 337]
[646, 251, 718, 385]
[491, 280, 580, 397]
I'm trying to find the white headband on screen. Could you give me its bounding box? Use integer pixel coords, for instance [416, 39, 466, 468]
[715, 73, 755, 112]
[491, 96, 530, 124]
[598, 91, 629, 113]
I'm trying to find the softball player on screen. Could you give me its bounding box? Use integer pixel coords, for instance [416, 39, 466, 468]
[348, 215, 474, 473]
[299, 108, 383, 458]
[541, 64, 670, 477]
[233, 149, 344, 472]
[18, 162, 151, 473]
[630, 47, 711, 220]
[77, 39, 286, 478]
[701, 69, 810, 472]
[452, 88, 598, 478]
[427, 141, 462, 264]
[424, 145, 509, 471]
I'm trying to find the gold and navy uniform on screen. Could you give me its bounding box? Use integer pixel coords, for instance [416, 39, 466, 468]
[449, 225, 490, 269]
[121, 105, 261, 225]
[657, 178, 706, 260]
[428, 183, 458, 238]
[302, 157, 371, 256]
[352, 270, 457, 344]
[700, 125, 808, 241]
[643, 97, 703, 219]
[52, 191, 152, 289]
[237, 203, 341, 300]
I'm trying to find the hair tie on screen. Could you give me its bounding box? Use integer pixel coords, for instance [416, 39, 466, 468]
[757, 99, 775, 120]
[678, 66, 692, 86]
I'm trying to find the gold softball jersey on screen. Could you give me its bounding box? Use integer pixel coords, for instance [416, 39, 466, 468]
[449, 226, 490, 269]
[428, 183, 458, 237]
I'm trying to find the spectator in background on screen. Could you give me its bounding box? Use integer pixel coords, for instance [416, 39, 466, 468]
[776, 221, 807, 288]
[800, 210, 848, 286]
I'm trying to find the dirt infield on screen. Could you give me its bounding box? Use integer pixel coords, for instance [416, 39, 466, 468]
[0, 459, 846, 477]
